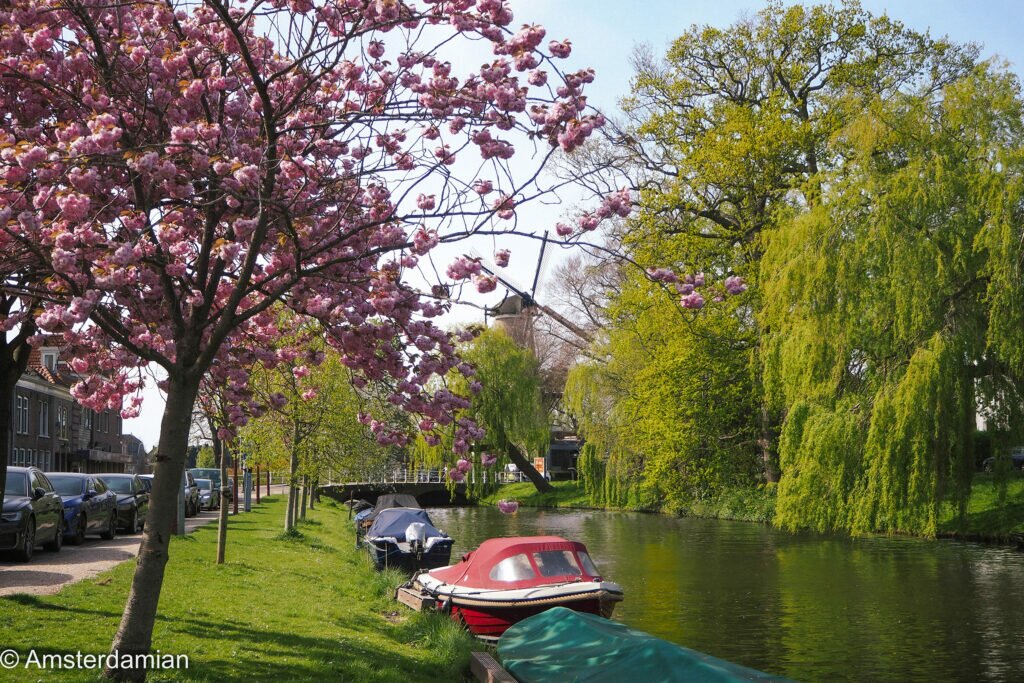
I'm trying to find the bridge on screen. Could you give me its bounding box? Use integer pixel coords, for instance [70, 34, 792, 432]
[318, 467, 527, 506]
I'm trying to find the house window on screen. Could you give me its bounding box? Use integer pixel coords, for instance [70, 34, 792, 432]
[39, 400, 50, 437]
[15, 395, 29, 434]
[41, 351, 57, 370]
[84, 410, 93, 430]
[57, 405, 69, 440]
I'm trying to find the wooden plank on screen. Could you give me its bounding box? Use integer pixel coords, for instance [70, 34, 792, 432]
[470, 652, 517, 683]
[395, 586, 435, 612]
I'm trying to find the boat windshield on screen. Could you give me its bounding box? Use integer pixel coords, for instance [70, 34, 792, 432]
[533, 550, 583, 578]
[576, 551, 601, 577]
[489, 554, 535, 582]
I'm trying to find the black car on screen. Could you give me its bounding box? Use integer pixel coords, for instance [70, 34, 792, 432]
[46, 472, 119, 545]
[982, 448, 1024, 472]
[98, 474, 150, 534]
[2, 466, 65, 561]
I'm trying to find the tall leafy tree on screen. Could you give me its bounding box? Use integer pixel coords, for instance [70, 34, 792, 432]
[579, 0, 977, 487]
[762, 66, 1024, 535]
[456, 328, 552, 492]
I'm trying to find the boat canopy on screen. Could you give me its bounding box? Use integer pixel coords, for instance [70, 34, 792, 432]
[366, 508, 445, 542]
[364, 493, 420, 521]
[498, 607, 788, 683]
[428, 536, 602, 589]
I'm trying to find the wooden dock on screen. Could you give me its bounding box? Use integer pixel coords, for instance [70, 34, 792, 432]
[470, 652, 517, 683]
[395, 585, 436, 612]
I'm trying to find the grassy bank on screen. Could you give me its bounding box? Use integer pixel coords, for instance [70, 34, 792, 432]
[482, 474, 1024, 539]
[0, 497, 473, 682]
[479, 480, 776, 524]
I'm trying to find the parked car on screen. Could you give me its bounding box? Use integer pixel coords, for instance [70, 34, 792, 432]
[137, 472, 201, 515]
[1, 466, 64, 561]
[98, 474, 149, 534]
[982, 448, 1024, 472]
[195, 478, 220, 511]
[189, 467, 222, 490]
[46, 473, 118, 544]
[183, 470, 200, 516]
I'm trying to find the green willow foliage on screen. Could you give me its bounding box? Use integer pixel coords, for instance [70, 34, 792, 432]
[763, 68, 1024, 536]
[417, 328, 549, 496]
[566, 1, 980, 523]
[565, 273, 760, 513]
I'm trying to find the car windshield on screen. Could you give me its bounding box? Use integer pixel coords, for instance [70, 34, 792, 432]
[103, 477, 134, 494]
[4, 472, 27, 496]
[48, 476, 84, 496]
[197, 479, 212, 490]
[191, 469, 219, 482]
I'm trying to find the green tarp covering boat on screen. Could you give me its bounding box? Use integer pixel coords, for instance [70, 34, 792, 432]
[498, 607, 790, 682]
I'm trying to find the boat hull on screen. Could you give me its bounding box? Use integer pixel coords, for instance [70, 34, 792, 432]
[366, 539, 454, 572]
[450, 592, 620, 639]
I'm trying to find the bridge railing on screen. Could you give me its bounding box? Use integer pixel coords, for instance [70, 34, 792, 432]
[318, 467, 530, 486]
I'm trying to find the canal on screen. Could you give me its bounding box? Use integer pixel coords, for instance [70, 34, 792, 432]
[427, 505, 1024, 681]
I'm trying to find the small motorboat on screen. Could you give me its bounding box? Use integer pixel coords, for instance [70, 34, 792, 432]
[364, 507, 454, 572]
[413, 536, 623, 640]
[355, 493, 421, 544]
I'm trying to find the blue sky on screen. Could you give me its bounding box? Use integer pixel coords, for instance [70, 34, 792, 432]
[123, 1, 1024, 447]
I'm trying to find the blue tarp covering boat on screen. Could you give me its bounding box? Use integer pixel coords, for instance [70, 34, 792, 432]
[498, 607, 790, 682]
[364, 507, 453, 572]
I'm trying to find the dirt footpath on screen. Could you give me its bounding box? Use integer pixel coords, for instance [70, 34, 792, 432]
[0, 510, 218, 597]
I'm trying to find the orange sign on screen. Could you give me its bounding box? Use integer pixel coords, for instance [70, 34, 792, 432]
[534, 457, 545, 475]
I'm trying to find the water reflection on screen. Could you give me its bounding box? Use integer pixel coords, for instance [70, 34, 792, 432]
[428, 506, 1024, 681]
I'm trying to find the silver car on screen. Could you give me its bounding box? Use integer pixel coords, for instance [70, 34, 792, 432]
[195, 478, 220, 511]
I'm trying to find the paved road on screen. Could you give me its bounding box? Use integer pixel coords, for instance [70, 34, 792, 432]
[0, 510, 220, 597]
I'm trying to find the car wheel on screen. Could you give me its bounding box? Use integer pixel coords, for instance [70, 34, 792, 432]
[15, 518, 36, 562]
[128, 509, 139, 535]
[100, 512, 116, 540]
[71, 515, 87, 545]
[44, 518, 63, 552]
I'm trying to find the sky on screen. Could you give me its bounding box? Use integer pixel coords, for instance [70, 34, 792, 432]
[121, 0, 1024, 449]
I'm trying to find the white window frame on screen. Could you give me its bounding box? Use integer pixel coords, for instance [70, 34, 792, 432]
[39, 400, 50, 437]
[15, 395, 29, 434]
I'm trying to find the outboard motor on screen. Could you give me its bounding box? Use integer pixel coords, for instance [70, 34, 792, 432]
[406, 522, 428, 554]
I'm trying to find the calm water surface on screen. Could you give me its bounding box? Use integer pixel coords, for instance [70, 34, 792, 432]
[427, 506, 1024, 682]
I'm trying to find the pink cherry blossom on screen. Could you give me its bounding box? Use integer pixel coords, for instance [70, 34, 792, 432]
[497, 499, 519, 514]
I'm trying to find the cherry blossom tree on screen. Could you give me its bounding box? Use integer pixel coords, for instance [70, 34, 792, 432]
[0, 0, 611, 677]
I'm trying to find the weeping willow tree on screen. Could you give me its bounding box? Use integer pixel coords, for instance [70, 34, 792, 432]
[566, 270, 762, 513]
[419, 328, 552, 493]
[762, 66, 1024, 536]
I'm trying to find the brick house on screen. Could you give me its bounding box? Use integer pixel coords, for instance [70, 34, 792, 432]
[7, 342, 128, 473]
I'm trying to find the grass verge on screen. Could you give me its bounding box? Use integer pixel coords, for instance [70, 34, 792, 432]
[0, 496, 474, 682]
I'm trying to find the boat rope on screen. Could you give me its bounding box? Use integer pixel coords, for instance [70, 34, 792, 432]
[442, 590, 623, 609]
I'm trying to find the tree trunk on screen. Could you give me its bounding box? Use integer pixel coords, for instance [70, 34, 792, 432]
[300, 475, 308, 519]
[0, 331, 33, 498]
[106, 374, 200, 681]
[216, 439, 230, 565]
[284, 441, 299, 532]
[506, 444, 553, 493]
[308, 477, 316, 509]
[758, 405, 780, 484]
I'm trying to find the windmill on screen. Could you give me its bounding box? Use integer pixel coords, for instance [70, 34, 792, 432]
[481, 232, 593, 352]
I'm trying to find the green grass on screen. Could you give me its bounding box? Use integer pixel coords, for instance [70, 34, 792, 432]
[478, 480, 594, 509]
[484, 474, 1024, 539]
[0, 496, 475, 682]
[940, 472, 1024, 538]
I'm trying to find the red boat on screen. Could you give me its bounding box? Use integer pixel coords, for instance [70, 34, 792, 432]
[413, 536, 624, 640]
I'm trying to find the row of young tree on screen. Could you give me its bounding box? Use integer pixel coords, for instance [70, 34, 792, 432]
[555, 0, 1024, 537]
[0, 0, 619, 679]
